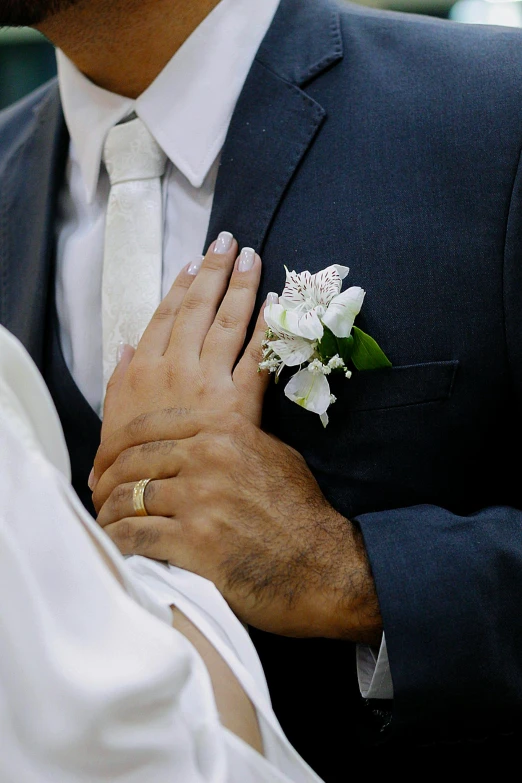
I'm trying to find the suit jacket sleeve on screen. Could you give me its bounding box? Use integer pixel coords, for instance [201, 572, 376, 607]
[355, 147, 522, 741]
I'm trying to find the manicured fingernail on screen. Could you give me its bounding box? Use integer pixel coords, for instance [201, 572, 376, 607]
[116, 341, 128, 363]
[214, 231, 233, 254]
[238, 247, 255, 272]
[88, 468, 94, 491]
[267, 292, 279, 305]
[187, 255, 204, 275]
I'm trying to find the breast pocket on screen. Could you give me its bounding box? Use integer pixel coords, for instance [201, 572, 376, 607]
[269, 360, 460, 516]
[341, 360, 459, 413]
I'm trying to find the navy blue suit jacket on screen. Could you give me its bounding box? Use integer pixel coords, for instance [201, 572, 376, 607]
[2, 0, 522, 772]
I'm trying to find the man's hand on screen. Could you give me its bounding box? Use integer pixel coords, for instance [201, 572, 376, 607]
[94, 407, 381, 643]
[92, 233, 382, 643]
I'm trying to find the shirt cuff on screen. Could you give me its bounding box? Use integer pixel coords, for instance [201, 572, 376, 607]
[356, 634, 394, 699]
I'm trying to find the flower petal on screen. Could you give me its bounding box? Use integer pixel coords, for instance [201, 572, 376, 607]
[270, 337, 316, 366]
[296, 308, 324, 340]
[333, 264, 350, 280]
[284, 370, 331, 415]
[264, 303, 313, 339]
[281, 267, 312, 306]
[264, 303, 288, 335]
[322, 286, 365, 338]
[279, 295, 306, 312]
[308, 265, 345, 306]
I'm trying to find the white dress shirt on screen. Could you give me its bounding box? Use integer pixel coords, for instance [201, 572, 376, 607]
[55, 0, 281, 415]
[54, 0, 392, 700]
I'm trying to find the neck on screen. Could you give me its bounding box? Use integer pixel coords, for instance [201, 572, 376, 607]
[36, 0, 222, 98]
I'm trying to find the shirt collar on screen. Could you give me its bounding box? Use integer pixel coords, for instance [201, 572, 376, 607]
[57, 0, 281, 203]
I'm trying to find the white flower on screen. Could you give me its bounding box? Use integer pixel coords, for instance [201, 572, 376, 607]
[327, 354, 346, 370]
[321, 285, 366, 338]
[265, 265, 365, 341]
[260, 262, 384, 427]
[258, 356, 281, 373]
[280, 264, 350, 311]
[307, 358, 331, 375]
[263, 303, 316, 366]
[284, 369, 332, 427]
[264, 301, 323, 341]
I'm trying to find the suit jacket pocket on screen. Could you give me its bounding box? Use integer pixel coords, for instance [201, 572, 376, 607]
[343, 359, 459, 413]
[267, 359, 460, 517]
[269, 358, 459, 429]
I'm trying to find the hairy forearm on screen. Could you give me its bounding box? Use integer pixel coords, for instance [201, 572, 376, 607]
[287, 506, 382, 644]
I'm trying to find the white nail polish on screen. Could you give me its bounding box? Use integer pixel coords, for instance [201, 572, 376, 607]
[267, 292, 279, 305]
[116, 341, 125, 363]
[238, 247, 255, 272]
[214, 231, 233, 254]
[188, 255, 204, 275]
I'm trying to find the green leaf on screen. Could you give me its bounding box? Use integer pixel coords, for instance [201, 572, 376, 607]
[351, 326, 392, 371]
[337, 334, 354, 365]
[316, 325, 338, 363]
[317, 324, 354, 367]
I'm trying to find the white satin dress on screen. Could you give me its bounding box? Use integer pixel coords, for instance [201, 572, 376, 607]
[0, 324, 323, 783]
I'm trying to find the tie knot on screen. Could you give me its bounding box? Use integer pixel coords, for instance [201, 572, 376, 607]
[103, 117, 167, 185]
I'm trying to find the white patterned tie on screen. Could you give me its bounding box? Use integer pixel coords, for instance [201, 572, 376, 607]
[101, 117, 167, 399]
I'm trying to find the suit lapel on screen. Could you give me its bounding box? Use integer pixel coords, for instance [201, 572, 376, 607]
[205, 0, 343, 254]
[0, 82, 67, 368]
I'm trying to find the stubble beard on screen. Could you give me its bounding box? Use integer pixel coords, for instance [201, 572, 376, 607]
[0, 0, 83, 26]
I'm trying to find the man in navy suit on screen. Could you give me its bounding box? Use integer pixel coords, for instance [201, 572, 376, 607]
[2, 0, 522, 774]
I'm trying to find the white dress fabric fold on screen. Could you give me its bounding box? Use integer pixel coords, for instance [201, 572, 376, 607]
[0, 325, 323, 783]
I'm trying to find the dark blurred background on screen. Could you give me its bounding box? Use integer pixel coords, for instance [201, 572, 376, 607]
[0, 0, 521, 110]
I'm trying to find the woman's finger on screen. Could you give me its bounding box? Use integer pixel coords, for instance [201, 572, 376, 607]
[201, 249, 262, 375]
[133, 256, 203, 359]
[232, 300, 271, 425]
[166, 231, 238, 360]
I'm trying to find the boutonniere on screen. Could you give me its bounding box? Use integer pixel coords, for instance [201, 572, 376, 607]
[259, 264, 391, 427]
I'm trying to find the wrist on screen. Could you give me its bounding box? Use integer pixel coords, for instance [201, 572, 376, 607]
[317, 512, 382, 643]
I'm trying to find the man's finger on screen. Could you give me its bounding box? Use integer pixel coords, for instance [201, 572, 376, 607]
[201, 250, 262, 374]
[97, 476, 181, 528]
[133, 259, 202, 358]
[166, 232, 238, 360]
[92, 408, 208, 489]
[93, 440, 183, 514]
[103, 515, 182, 559]
[232, 302, 271, 425]
[103, 515, 220, 588]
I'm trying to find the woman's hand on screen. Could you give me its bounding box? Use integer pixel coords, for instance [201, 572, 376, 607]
[94, 231, 269, 471]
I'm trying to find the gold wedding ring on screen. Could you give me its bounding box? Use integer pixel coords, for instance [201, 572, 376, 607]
[133, 478, 152, 517]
